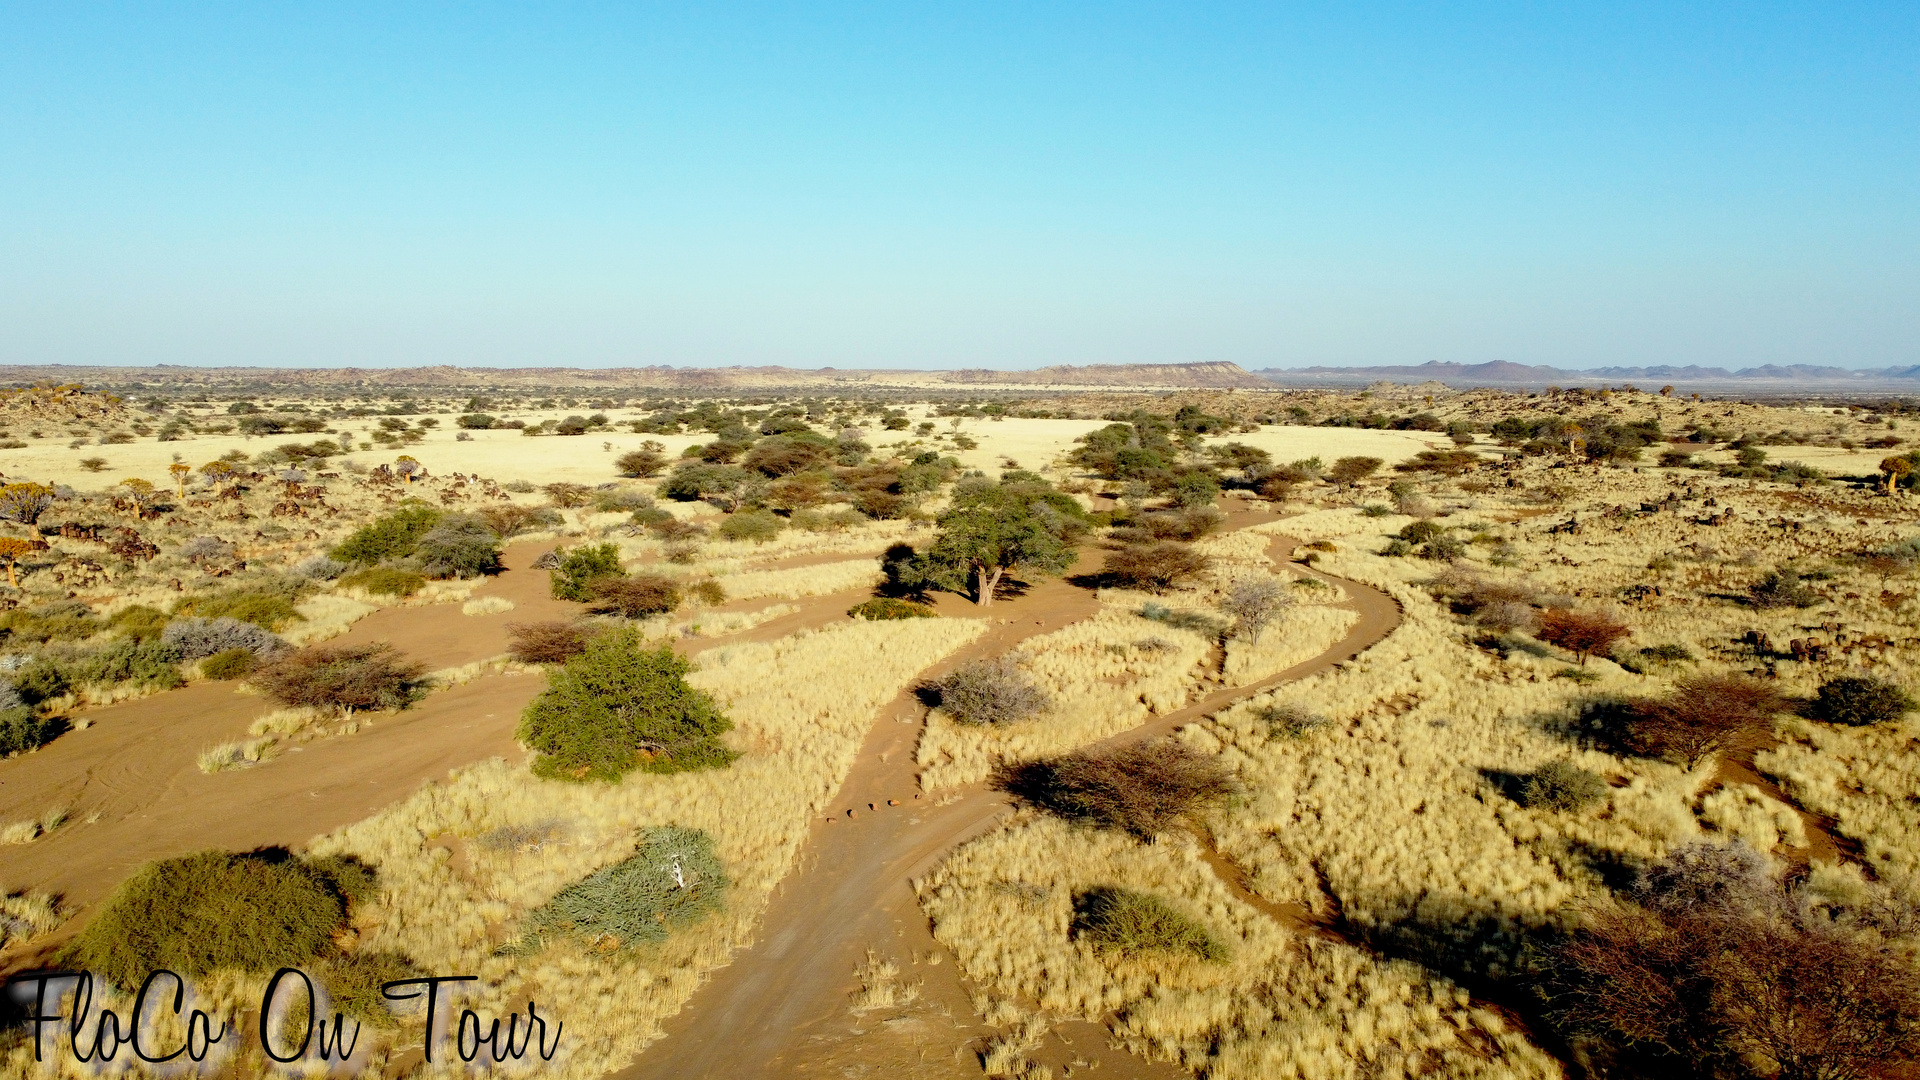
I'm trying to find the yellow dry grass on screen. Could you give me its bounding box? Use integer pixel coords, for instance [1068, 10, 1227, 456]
[299, 616, 986, 1077]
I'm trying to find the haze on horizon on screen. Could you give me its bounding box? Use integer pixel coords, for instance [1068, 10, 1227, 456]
[2, 3, 1915, 373]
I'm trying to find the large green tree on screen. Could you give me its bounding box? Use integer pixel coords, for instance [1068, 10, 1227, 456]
[517, 627, 735, 780]
[917, 475, 1086, 606]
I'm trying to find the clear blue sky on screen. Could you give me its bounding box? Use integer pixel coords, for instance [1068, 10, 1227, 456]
[2, 3, 1914, 370]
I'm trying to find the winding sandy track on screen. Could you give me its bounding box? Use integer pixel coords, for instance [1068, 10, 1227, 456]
[615, 519, 1404, 1080]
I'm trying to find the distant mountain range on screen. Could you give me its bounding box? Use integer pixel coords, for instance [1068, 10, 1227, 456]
[1, 359, 1914, 394]
[1254, 361, 1920, 390]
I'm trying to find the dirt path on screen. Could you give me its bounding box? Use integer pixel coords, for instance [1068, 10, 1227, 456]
[614, 521, 1404, 1080]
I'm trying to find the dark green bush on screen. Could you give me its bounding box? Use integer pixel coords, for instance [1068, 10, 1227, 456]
[200, 648, 256, 680]
[339, 566, 427, 598]
[412, 514, 501, 579]
[512, 826, 727, 953]
[1072, 887, 1228, 962]
[62, 850, 360, 988]
[550, 543, 623, 601]
[517, 627, 736, 781]
[849, 597, 935, 620]
[686, 579, 727, 606]
[11, 660, 70, 704]
[1748, 569, 1820, 609]
[75, 638, 184, 690]
[331, 504, 443, 565]
[1518, 761, 1608, 811]
[0, 706, 66, 756]
[1805, 676, 1916, 727]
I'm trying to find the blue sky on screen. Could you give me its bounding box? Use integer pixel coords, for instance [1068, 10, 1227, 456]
[2, 3, 1914, 370]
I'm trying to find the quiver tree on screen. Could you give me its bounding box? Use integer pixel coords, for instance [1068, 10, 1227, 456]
[199, 460, 237, 484]
[0, 483, 57, 539]
[0, 536, 35, 587]
[1881, 456, 1913, 494]
[168, 462, 192, 496]
[393, 456, 424, 485]
[916, 477, 1086, 606]
[117, 478, 160, 517]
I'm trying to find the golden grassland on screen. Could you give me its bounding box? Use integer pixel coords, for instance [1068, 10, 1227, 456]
[293, 616, 986, 1078]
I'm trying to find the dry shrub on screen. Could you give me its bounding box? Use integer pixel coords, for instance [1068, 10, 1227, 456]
[1102, 541, 1212, 593]
[1516, 761, 1608, 812]
[1545, 842, 1920, 1079]
[249, 642, 427, 712]
[1536, 607, 1631, 663]
[587, 573, 682, 618]
[1620, 674, 1786, 766]
[199, 647, 256, 680]
[849, 597, 935, 620]
[999, 741, 1235, 839]
[478, 503, 563, 537]
[930, 656, 1050, 725]
[1072, 886, 1228, 962]
[507, 620, 594, 665]
[1219, 578, 1288, 642]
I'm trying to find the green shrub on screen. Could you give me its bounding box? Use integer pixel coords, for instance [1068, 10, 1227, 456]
[0, 707, 65, 756]
[108, 604, 171, 641]
[517, 627, 736, 781]
[75, 638, 184, 690]
[173, 585, 306, 631]
[331, 504, 443, 565]
[512, 826, 727, 953]
[200, 648, 256, 680]
[687, 579, 727, 606]
[0, 602, 103, 645]
[11, 660, 69, 704]
[790, 508, 864, 533]
[716, 509, 784, 544]
[849, 597, 935, 620]
[1072, 887, 1228, 962]
[1518, 761, 1608, 811]
[550, 543, 623, 601]
[1805, 676, 1916, 727]
[339, 566, 427, 598]
[412, 514, 501, 579]
[250, 643, 426, 712]
[62, 850, 359, 988]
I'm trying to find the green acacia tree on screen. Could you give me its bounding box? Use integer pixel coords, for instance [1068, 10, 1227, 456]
[917, 476, 1086, 606]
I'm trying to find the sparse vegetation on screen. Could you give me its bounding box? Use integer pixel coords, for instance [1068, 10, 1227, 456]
[1072, 886, 1229, 962]
[998, 741, 1235, 838]
[250, 642, 427, 712]
[929, 655, 1051, 725]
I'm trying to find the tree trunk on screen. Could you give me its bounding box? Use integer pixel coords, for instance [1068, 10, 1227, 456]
[975, 564, 1005, 606]
[3, 563, 14, 588]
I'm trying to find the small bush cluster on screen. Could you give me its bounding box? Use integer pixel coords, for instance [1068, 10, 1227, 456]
[716, 509, 785, 544]
[0, 708, 65, 756]
[161, 615, 287, 660]
[332, 504, 443, 565]
[339, 565, 427, 598]
[1071, 886, 1228, 962]
[250, 643, 426, 712]
[199, 648, 256, 680]
[1517, 761, 1609, 812]
[413, 513, 502, 579]
[173, 581, 307, 631]
[849, 597, 935, 620]
[512, 827, 727, 953]
[928, 656, 1050, 725]
[506, 620, 595, 665]
[1804, 675, 1916, 727]
[550, 543, 623, 601]
[998, 741, 1235, 839]
[1102, 542, 1212, 593]
[587, 574, 682, 618]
